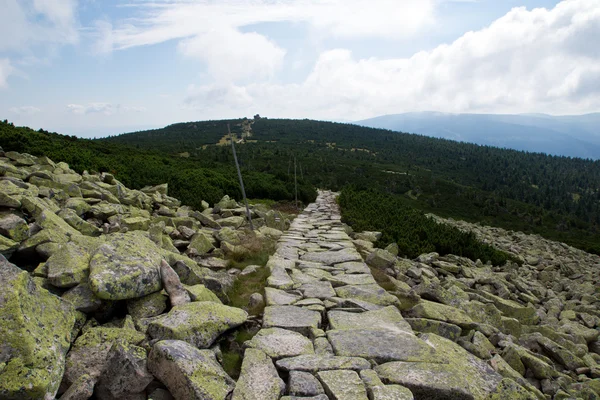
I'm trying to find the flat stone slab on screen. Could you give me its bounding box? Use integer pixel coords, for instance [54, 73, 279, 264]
[317, 370, 368, 400]
[328, 306, 413, 333]
[265, 287, 301, 306]
[232, 348, 285, 400]
[301, 249, 362, 265]
[267, 266, 294, 290]
[263, 306, 321, 335]
[276, 355, 371, 372]
[289, 371, 325, 397]
[327, 329, 437, 363]
[300, 281, 336, 299]
[335, 284, 399, 306]
[246, 328, 315, 359]
[327, 273, 377, 286]
[335, 261, 371, 274]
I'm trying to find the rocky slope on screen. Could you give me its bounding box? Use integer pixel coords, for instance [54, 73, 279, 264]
[1, 147, 599, 400]
[0, 149, 289, 399]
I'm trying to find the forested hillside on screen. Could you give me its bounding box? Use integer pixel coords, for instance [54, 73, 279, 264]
[106, 117, 600, 254]
[0, 120, 316, 209]
[3, 117, 600, 255]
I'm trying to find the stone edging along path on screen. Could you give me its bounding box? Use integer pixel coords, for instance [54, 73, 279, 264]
[232, 190, 520, 400]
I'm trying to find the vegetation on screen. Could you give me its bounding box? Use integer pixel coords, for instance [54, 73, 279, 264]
[3, 115, 599, 256]
[106, 118, 600, 255]
[0, 120, 317, 209]
[338, 187, 516, 265]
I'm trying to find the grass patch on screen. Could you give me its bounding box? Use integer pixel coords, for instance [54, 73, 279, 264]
[227, 266, 270, 316]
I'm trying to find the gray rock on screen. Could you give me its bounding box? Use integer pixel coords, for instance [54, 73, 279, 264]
[149, 340, 235, 399]
[327, 329, 437, 363]
[160, 259, 190, 307]
[276, 355, 371, 372]
[246, 328, 315, 359]
[289, 371, 325, 396]
[376, 333, 504, 400]
[62, 282, 103, 313]
[328, 306, 412, 333]
[300, 281, 336, 299]
[301, 248, 362, 265]
[96, 340, 154, 400]
[317, 370, 368, 400]
[366, 248, 396, 270]
[360, 369, 414, 400]
[46, 242, 91, 288]
[232, 348, 285, 400]
[334, 284, 400, 306]
[263, 306, 321, 335]
[265, 287, 301, 305]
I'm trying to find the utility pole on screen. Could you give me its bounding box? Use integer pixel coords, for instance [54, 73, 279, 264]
[294, 156, 298, 210]
[228, 124, 254, 230]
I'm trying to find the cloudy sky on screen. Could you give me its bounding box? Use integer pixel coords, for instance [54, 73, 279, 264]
[1, 0, 598, 137]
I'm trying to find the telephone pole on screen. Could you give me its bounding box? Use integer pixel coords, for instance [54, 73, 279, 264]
[228, 124, 254, 230]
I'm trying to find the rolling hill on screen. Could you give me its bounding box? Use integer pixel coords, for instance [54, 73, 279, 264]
[356, 112, 600, 159]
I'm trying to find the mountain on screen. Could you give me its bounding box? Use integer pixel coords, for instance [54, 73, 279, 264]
[356, 112, 600, 159]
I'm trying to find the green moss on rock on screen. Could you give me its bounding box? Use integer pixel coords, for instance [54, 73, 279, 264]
[0, 256, 76, 400]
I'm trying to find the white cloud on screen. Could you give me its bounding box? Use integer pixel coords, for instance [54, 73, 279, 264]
[178, 26, 286, 82]
[0, 59, 14, 89]
[9, 106, 41, 115]
[95, 0, 434, 82]
[181, 0, 600, 119]
[0, 0, 79, 51]
[66, 103, 147, 115]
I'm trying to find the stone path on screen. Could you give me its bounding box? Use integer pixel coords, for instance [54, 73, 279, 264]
[234, 190, 430, 399]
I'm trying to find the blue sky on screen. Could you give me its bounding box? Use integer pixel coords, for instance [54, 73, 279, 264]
[1, 0, 598, 138]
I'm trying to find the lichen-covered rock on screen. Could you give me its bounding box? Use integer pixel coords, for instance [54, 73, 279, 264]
[406, 300, 475, 328]
[127, 291, 168, 320]
[96, 339, 154, 400]
[360, 369, 414, 400]
[366, 248, 396, 270]
[89, 232, 163, 300]
[187, 232, 215, 255]
[148, 340, 235, 400]
[0, 214, 29, 242]
[184, 284, 222, 303]
[232, 348, 285, 400]
[147, 301, 248, 348]
[404, 318, 462, 341]
[63, 327, 145, 387]
[46, 242, 91, 288]
[376, 333, 507, 400]
[0, 255, 76, 400]
[58, 208, 102, 237]
[62, 282, 103, 313]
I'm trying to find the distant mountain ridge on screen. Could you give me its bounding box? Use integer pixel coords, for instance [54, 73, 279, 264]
[356, 112, 600, 159]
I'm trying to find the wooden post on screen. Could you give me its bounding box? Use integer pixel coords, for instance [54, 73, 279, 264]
[228, 124, 254, 230]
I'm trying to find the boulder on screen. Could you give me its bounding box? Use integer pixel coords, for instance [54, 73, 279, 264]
[89, 232, 163, 300]
[263, 306, 321, 336]
[288, 371, 325, 397]
[127, 291, 168, 320]
[96, 340, 154, 400]
[148, 340, 235, 400]
[376, 334, 506, 400]
[0, 256, 76, 400]
[63, 327, 145, 387]
[366, 248, 396, 270]
[276, 355, 371, 372]
[159, 259, 190, 307]
[46, 242, 91, 288]
[0, 214, 29, 242]
[147, 301, 247, 348]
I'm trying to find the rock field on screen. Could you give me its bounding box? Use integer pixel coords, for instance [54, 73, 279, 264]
[0, 149, 599, 400]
